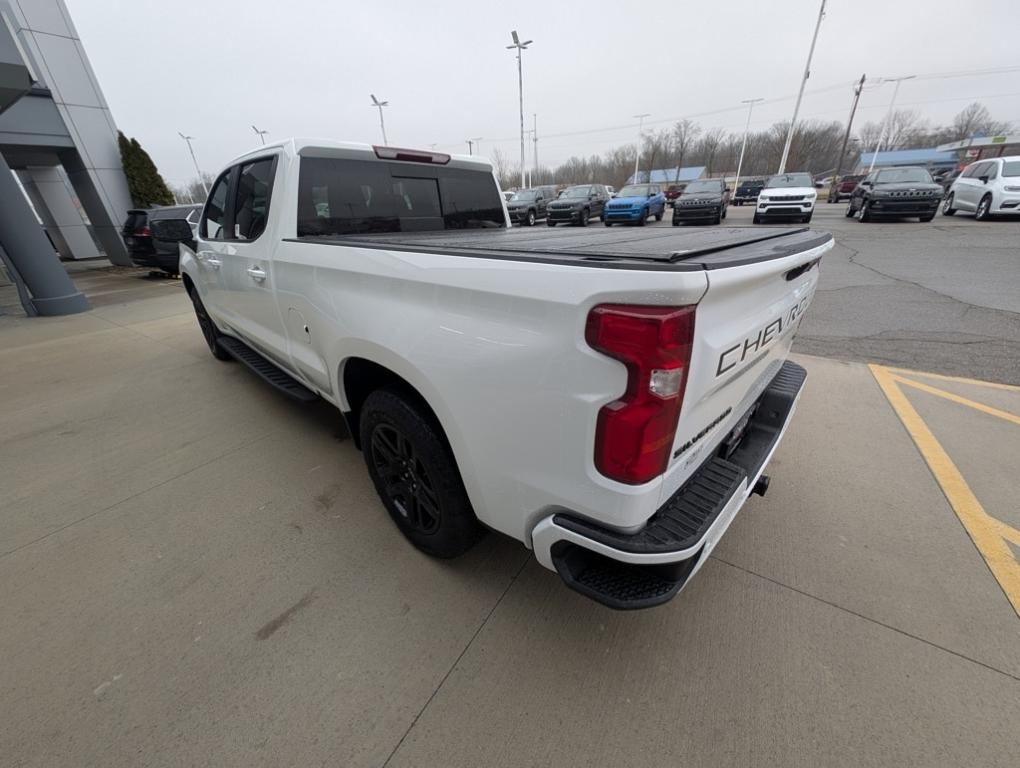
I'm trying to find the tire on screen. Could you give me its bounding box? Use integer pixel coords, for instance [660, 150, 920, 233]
[578, 207, 590, 227]
[636, 209, 647, 226]
[524, 209, 536, 227]
[546, 220, 556, 227]
[721, 205, 727, 220]
[752, 212, 762, 224]
[672, 218, 680, 226]
[604, 220, 612, 227]
[975, 194, 992, 221]
[845, 201, 856, 218]
[802, 212, 813, 224]
[654, 209, 664, 222]
[189, 287, 231, 361]
[857, 201, 871, 222]
[942, 193, 956, 216]
[360, 390, 482, 559]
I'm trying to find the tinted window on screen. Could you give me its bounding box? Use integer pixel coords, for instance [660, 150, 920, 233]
[984, 162, 998, 180]
[297, 158, 505, 237]
[202, 172, 230, 239]
[123, 211, 147, 232]
[1003, 161, 1020, 177]
[232, 158, 275, 240]
[961, 163, 983, 179]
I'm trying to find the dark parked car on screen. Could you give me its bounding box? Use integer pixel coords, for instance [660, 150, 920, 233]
[545, 184, 611, 226]
[732, 178, 765, 206]
[827, 174, 864, 203]
[122, 204, 202, 275]
[506, 185, 557, 226]
[845, 167, 942, 222]
[672, 179, 730, 225]
[936, 168, 962, 193]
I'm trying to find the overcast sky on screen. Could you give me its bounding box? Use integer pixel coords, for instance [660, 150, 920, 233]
[65, 0, 1020, 186]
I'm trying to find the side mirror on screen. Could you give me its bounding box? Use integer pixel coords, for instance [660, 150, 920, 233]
[979, 176, 989, 184]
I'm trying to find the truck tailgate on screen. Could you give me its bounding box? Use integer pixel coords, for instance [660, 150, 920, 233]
[658, 233, 830, 504]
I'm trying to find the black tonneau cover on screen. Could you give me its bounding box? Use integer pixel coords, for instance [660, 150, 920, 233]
[291, 226, 832, 271]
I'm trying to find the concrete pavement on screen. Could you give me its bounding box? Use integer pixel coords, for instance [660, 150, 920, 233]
[2, 269, 1018, 767]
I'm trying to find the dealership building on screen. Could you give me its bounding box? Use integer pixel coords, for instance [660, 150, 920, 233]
[1, 0, 133, 315]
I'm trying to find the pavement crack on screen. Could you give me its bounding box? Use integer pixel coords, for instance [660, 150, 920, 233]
[380, 553, 531, 768]
[710, 555, 1020, 683]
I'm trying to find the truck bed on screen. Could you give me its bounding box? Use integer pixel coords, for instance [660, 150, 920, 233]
[291, 226, 833, 271]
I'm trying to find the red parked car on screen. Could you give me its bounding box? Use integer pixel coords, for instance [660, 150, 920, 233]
[664, 184, 687, 206]
[828, 174, 864, 203]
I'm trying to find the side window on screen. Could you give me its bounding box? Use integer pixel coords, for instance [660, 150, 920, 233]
[984, 162, 998, 180]
[201, 172, 230, 239]
[961, 163, 981, 179]
[231, 158, 276, 241]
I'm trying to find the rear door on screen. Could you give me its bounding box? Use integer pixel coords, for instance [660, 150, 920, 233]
[658, 231, 829, 503]
[218, 155, 289, 364]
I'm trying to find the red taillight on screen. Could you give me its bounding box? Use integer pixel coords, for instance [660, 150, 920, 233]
[585, 304, 696, 485]
[134, 226, 151, 236]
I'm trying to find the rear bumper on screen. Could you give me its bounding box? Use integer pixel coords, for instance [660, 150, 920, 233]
[531, 360, 806, 610]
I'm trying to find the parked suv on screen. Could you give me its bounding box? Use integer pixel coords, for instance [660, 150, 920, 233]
[845, 167, 942, 222]
[672, 179, 729, 225]
[546, 184, 610, 226]
[506, 185, 557, 226]
[943, 156, 1020, 220]
[122, 204, 202, 275]
[732, 178, 765, 206]
[753, 173, 817, 224]
[602, 184, 667, 226]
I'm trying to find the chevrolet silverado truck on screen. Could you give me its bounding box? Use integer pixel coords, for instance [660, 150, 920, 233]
[180, 139, 831, 610]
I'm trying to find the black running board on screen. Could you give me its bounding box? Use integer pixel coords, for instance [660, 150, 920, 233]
[217, 336, 318, 402]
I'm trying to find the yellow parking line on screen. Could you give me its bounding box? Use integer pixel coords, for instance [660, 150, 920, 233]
[892, 374, 1020, 426]
[884, 366, 1020, 393]
[870, 364, 1020, 617]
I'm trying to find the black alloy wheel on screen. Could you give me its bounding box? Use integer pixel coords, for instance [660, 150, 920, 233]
[190, 288, 231, 361]
[369, 423, 441, 535]
[578, 208, 590, 226]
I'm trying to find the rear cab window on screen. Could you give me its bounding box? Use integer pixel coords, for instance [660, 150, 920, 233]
[296, 157, 506, 237]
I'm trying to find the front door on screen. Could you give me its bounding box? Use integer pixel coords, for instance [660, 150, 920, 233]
[194, 170, 231, 324]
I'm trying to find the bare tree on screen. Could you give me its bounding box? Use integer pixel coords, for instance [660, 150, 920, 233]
[641, 129, 673, 183]
[951, 102, 1013, 139]
[671, 119, 701, 181]
[696, 128, 726, 176]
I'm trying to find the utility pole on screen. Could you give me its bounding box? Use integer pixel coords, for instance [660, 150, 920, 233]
[467, 137, 483, 156]
[829, 74, 866, 200]
[733, 98, 763, 200]
[178, 132, 208, 195]
[868, 75, 915, 173]
[532, 113, 538, 183]
[778, 0, 827, 173]
[633, 113, 650, 183]
[507, 31, 533, 190]
[251, 124, 268, 145]
[370, 94, 389, 145]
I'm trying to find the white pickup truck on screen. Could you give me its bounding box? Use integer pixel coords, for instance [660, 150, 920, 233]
[180, 139, 832, 610]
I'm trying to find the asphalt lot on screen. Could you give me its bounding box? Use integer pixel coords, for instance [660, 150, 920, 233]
[1, 210, 1019, 766]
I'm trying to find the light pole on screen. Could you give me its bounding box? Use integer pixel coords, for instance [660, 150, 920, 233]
[829, 74, 866, 201]
[532, 113, 538, 183]
[733, 98, 763, 199]
[867, 75, 916, 173]
[251, 124, 268, 145]
[777, 0, 827, 173]
[370, 94, 389, 145]
[633, 113, 650, 183]
[178, 132, 208, 195]
[507, 30, 532, 190]
[467, 137, 483, 156]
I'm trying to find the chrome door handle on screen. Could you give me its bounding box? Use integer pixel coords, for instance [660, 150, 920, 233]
[197, 251, 220, 269]
[246, 266, 267, 282]
[206, 258, 221, 269]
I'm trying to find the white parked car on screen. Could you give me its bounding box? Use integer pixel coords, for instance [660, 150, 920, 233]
[180, 138, 831, 610]
[754, 172, 818, 224]
[943, 156, 1020, 220]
